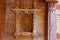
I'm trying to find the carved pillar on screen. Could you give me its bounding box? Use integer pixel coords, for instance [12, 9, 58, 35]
[48, 1, 57, 40]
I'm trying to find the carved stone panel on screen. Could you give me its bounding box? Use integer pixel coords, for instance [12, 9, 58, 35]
[4, 0, 47, 40]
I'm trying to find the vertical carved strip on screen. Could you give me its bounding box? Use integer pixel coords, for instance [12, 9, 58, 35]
[0, 0, 6, 40]
[33, 2, 46, 40]
[14, 0, 21, 40]
[56, 3, 60, 40]
[15, 0, 20, 34]
[48, 1, 57, 40]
